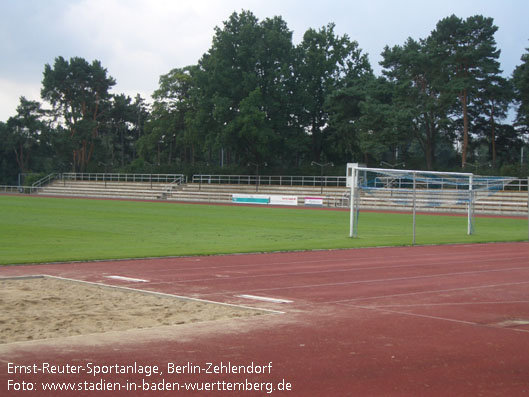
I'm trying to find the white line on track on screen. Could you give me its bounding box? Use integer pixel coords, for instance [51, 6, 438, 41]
[349, 305, 529, 334]
[124, 250, 529, 279]
[237, 295, 293, 304]
[357, 300, 529, 308]
[200, 265, 529, 296]
[144, 255, 529, 286]
[105, 275, 149, 283]
[329, 280, 529, 305]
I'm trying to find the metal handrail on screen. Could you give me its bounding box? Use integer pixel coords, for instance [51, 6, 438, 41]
[0, 185, 37, 194]
[163, 174, 186, 189]
[192, 174, 529, 191]
[62, 173, 184, 184]
[31, 173, 59, 190]
[192, 174, 348, 187]
[159, 175, 187, 199]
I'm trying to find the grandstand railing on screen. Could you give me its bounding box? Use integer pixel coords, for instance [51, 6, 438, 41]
[32, 173, 60, 190]
[62, 173, 185, 184]
[0, 185, 38, 194]
[2, 174, 527, 195]
[192, 174, 347, 187]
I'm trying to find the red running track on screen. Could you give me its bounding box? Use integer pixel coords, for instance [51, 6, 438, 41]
[1, 242, 529, 396]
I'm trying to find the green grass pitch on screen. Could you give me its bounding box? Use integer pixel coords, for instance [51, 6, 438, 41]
[0, 195, 527, 265]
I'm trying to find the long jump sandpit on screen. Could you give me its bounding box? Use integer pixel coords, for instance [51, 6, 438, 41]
[0, 276, 264, 344]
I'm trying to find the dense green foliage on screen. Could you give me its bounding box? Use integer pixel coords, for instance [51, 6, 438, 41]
[0, 195, 526, 265]
[1, 11, 529, 185]
[513, 47, 529, 136]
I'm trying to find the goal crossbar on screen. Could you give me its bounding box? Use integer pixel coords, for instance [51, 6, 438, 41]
[352, 167, 473, 177]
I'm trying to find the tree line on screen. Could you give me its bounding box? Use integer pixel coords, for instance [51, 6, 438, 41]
[1, 10, 529, 185]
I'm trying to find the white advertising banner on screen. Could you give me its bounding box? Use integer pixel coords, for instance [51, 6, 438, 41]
[304, 197, 324, 206]
[269, 195, 298, 206]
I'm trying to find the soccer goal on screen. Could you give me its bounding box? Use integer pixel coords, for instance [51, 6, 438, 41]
[347, 165, 516, 244]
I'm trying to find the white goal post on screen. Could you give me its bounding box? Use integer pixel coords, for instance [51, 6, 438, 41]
[348, 165, 480, 243]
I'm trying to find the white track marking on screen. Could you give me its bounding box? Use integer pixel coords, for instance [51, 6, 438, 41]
[328, 280, 529, 305]
[237, 295, 293, 304]
[148, 255, 529, 286]
[105, 275, 149, 283]
[202, 266, 529, 296]
[358, 300, 529, 308]
[350, 305, 529, 334]
[128, 250, 529, 280]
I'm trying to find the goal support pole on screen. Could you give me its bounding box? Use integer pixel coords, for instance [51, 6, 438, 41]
[412, 172, 416, 245]
[349, 166, 357, 238]
[468, 174, 473, 235]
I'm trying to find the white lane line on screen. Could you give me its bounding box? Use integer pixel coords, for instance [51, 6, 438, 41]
[237, 294, 293, 304]
[105, 275, 149, 283]
[349, 305, 529, 334]
[216, 266, 529, 296]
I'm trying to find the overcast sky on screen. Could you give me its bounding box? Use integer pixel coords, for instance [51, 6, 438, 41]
[1, 0, 528, 122]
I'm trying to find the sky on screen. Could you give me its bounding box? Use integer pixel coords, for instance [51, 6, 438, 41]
[1, 0, 528, 122]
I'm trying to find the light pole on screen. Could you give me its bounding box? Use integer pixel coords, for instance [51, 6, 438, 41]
[248, 161, 267, 192]
[98, 161, 113, 187]
[311, 161, 334, 194]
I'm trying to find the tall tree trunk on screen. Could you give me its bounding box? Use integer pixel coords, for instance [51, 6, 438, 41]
[87, 141, 94, 166]
[312, 129, 321, 162]
[14, 144, 28, 173]
[461, 88, 469, 168]
[121, 127, 124, 167]
[412, 122, 434, 171]
[490, 107, 496, 168]
[72, 150, 77, 172]
[425, 134, 434, 171]
[80, 141, 87, 173]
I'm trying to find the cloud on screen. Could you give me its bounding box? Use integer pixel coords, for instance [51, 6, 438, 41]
[1, 0, 529, 122]
[57, 0, 228, 93]
[0, 78, 42, 120]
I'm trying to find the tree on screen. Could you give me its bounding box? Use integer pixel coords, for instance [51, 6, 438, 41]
[324, 74, 396, 165]
[138, 66, 202, 169]
[295, 23, 372, 162]
[429, 15, 502, 168]
[41, 56, 116, 172]
[494, 124, 525, 167]
[194, 10, 300, 167]
[5, 97, 49, 174]
[381, 38, 454, 170]
[472, 75, 513, 168]
[153, 66, 198, 165]
[0, 121, 18, 184]
[355, 76, 409, 165]
[513, 46, 529, 137]
[224, 87, 273, 163]
[102, 94, 139, 169]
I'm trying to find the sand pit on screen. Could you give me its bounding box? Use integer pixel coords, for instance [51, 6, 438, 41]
[0, 277, 262, 344]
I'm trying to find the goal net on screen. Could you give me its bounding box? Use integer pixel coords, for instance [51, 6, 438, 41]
[348, 166, 517, 243]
